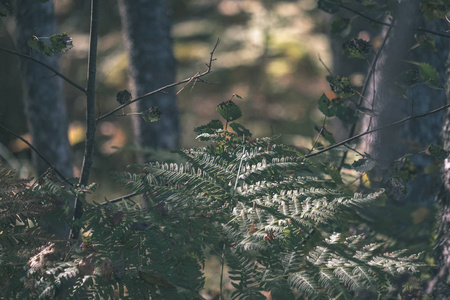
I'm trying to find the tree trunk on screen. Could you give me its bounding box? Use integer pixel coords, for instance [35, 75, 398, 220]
[427, 50, 450, 299]
[118, 0, 178, 163]
[362, 0, 448, 205]
[15, 0, 73, 179]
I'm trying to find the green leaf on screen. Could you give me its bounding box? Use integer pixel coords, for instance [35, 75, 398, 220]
[116, 90, 132, 105]
[217, 100, 242, 122]
[0, 0, 13, 17]
[397, 69, 420, 88]
[318, 0, 341, 14]
[327, 75, 356, 98]
[330, 18, 351, 37]
[420, 1, 448, 22]
[419, 63, 444, 90]
[327, 166, 343, 184]
[229, 122, 252, 137]
[342, 38, 372, 59]
[194, 119, 223, 135]
[27, 37, 54, 56]
[141, 106, 162, 123]
[335, 105, 358, 124]
[428, 144, 448, 160]
[415, 34, 435, 51]
[315, 126, 336, 144]
[49, 33, 73, 53]
[317, 94, 336, 117]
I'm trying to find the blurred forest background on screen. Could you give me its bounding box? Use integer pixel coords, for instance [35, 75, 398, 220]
[1, 0, 347, 198]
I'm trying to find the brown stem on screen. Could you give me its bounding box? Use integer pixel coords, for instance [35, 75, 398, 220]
[75, 0, 99, 222]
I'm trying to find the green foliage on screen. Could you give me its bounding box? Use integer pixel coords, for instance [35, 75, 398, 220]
[330, 17, 351, 38]
[27, 33, 73, 57]
[142, 106, 162, 123]
[342, 38, 372, 59]
[0, 98, 425, 298]
[327, 75, 356, 98]
[217, 100, 242, 122]
[418, 62, 444, 90]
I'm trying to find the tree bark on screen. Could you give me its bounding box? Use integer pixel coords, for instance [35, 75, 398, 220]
[362, 0, 448, 204]
[15, 0, 73, 179]
[118, 0, 178, 163]
[428, 50, 450, 300]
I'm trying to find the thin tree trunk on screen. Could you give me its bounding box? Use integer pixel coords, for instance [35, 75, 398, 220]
[118, 0, 178, 163]
[15, 0, 74, 238]
[362, 0, 448, 204]
[15, 0, 73, 179]
[427, 50, 450, 299]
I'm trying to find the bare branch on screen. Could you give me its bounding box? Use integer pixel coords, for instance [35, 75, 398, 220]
[306, 104, 450, 158]
[0, 122, 73, 187]
[0, 46, 86, 94]
[96, 38, 221, 122]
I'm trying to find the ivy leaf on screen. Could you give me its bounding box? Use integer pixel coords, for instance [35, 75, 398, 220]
[428, 144, 448, 160]
[217, 100, 242, 122]
[318, 0, 341, 14]
[419, 63, 444, 90]
[343, 38, 372, 59]
[327, 75, 356, 98]
[317, 93, 336, 117]
[142, 106, 162, 123]
[49, 33, 73, 53]
[229, 122, 252, 137]
[0, 0, 13, 17]
[415, 34, 435, 51]
[116, 90, 132, 105]
[27, 36, 54, 56]
[330, 18, 351, 37]
[194, 119, 223, 135]
[315, 126, 336, 144]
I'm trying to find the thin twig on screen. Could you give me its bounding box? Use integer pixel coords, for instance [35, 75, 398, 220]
[307, 117, 327, 155]
[306, 103, 450, 158]
[101, 192, 139, 205]
[0, 122, 73, 187]
[0, 46, 86, 94]
[339, 3, 450, 39]
[96, 38, 220, 122]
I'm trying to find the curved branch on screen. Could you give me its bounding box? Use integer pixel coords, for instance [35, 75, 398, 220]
[306, 104, 450, 158]
[96, 38, 220, 122]
[0, 122, 73, 187]
[0, 46, 86, 94]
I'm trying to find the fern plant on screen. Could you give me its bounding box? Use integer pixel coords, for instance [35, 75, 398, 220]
[0, 100, 423, 299]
